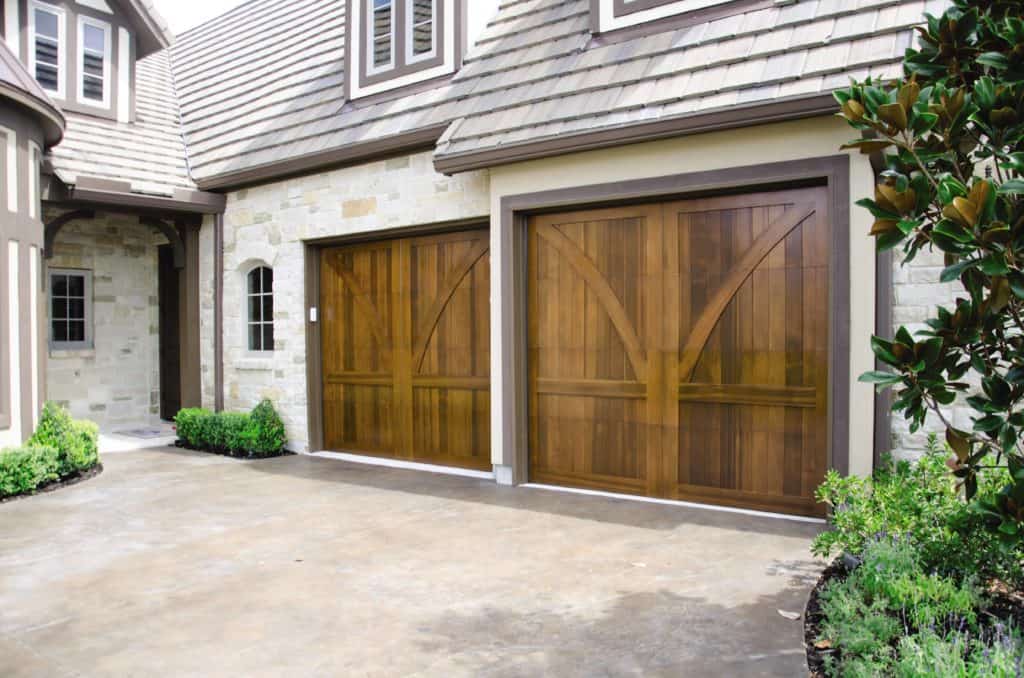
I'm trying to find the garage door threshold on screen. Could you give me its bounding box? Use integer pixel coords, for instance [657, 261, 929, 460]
[310, 451, 496, 480]
[523, 483, 827, 524]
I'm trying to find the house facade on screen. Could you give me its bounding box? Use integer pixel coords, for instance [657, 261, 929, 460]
[0, 0, 950, 517]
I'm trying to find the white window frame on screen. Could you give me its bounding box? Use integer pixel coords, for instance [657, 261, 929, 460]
[0, 126, 16, 213]
[366, 0, 396, 75]
[28, 1, 66, 99]
[598, 0, 727, 33]
[77, 14, 112, 108]
[245, 265, 275, 353]
[49, 268, 94, 351]
[27, 141, 40, 220]
[405, 0, 438, 65]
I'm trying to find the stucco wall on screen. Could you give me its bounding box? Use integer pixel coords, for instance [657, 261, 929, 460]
[45, 211, 165, 430]
[214, 151, 489, 450]
[486, 116, 878, 478]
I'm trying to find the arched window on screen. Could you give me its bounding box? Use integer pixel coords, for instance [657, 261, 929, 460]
[247, 266, 274, 352]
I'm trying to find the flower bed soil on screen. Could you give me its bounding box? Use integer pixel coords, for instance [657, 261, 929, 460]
[804, 559, 1024, 677]
[0, 463, 104, 504]
[174, 440, 294, 460]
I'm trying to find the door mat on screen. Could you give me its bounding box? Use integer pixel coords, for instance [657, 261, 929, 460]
[114, 428, 172, 439]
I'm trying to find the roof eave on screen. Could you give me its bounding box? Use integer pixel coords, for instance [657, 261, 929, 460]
[433, 93, 840, 175]
[194, 124, 450, 192]
[0, 82, 66, 147]
[122, 0, 174, 57]
[47, 175, 225, 215]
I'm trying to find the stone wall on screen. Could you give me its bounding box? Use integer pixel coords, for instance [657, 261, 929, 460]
[45, 211, 165, 430]
[211, 151, 490, 451]
[890, 247, 967, 458]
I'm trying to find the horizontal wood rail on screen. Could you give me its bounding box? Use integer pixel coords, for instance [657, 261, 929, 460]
[534, 378, 647, 399]
[677, 384, 818, 408]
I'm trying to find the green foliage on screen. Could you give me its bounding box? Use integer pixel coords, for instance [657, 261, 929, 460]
[244, 400, 286, 457]
[818, 538, 987, 677]
[174, 401, 286, 457]
[813, 436, 1023, 585]
[174, 408, 212, 448]
[0, 446, 60, 498]
[219, 413, 251, 452]
[896, 626, 1024, 677]
[837, 0, 1024, 533]
[27, 402, 99, 475]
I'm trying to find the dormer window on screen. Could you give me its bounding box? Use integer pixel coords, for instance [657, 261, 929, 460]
[30, 2, 65, 98]
[369, 0, 395, 71]
[78, 16, 111, 107]
[347, 0, 457, 100]
[408, 0, 437, 63]
[594, 0, 730, 34]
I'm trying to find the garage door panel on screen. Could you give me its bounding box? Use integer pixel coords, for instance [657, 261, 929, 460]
[531, 393, 648, 484]
[529, 188, 830, 516]
[412, 387, 490, 469]
[321, 229, 490, 470]
[323, 383, 394, 456]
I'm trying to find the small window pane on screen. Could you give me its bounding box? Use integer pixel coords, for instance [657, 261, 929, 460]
[262, 324, 275, 351]
[52, 321, 68, 342]
[68, 275, 84, 296]
[263, 267, 273, 290]
[52, 275, 68, 296]
[83, 24, 104, 53]
[52, 298, 68, 318]
[69, 298, 85, 319]
[248, 268, 262, 294]
[68, 321, 85, 342]
[372, 0, 393, 67]
[249, 324, 262, 351]
[262, 294, 273, 321]
[35, 63, 58, 91]
[413, 21, 433, 55]
[35, 9, 58, 39]
[248, 296, 261, 323]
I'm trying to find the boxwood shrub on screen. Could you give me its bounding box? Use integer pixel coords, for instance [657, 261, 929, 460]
[174, 400, 287, 457]
[0, 402, 100, 500]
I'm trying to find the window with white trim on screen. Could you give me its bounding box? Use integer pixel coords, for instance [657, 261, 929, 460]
[30, 2, 65, 98]
[78, 16, 111, 107]
[596, 0, 730, 34]
[352, 0, 448, 98]
[0, 127, 15, 213]
[370, 0, 395, 71]
[246, 266, 274, 352]
[407, 0, 437, 63]
[49, 269, 93, 350]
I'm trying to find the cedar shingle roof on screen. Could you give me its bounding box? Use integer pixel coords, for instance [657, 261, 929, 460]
[50, 0, 947, 193]
[49, 50, 195, 196]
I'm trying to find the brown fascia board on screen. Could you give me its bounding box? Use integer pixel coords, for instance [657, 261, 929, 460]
[433, 92, 840, 175]
[0, 83, 65, 147]
[195, 124, 451, 192]
[121, 0, 174, 57]
[59, 176, 226, 214]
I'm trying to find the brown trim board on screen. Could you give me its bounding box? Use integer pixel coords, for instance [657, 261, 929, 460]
[435, 94, 838, 175]
[589, 0, 772, 45]
[178, 221, 202, 409]
[196, 124, 449, 192]
[214, 214, 224, 412]
[497, 155, 852, 483]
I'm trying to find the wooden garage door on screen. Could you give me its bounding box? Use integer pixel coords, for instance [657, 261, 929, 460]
[528, 188, 830, 516]
[321, 229, 491, 470]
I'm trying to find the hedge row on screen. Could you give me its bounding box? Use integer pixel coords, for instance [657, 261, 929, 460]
[175, 399, 286, 457]
[0, 403, 100, 499]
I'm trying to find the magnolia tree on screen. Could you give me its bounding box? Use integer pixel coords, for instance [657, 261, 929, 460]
[836, 0, 1024, 536]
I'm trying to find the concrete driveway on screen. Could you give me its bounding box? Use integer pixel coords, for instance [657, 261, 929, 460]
[0, 447, 823, 677]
